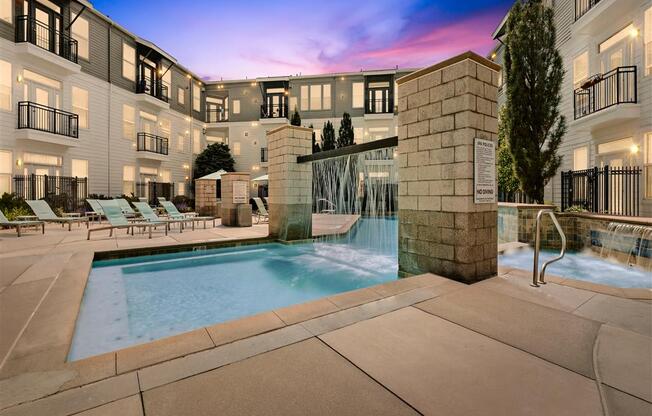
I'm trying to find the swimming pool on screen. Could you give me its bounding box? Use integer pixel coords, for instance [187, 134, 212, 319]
[69, 217, 398, 360]
[499, 248, 652, 289]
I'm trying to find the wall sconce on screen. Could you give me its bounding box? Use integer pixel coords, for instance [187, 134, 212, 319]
[630, 144, 639, 154]
[185, 176, 189, 180]
[202, 128, 206, 135]
[183, 164, 190, 170]
[186, 74, 192, 79]
[16, 158, 22, 167]
[185, 130, 189, 134]
[251, 82, 256, 86]
[491, 52, 497, 60]
[251, 122, 258, 127]
[629, 27, 639, 38]
[340, 77, 345, 81]
[17, 74, 23, 83]
[185, 117, 191, 122]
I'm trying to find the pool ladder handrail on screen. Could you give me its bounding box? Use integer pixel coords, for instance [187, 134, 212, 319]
[532, 209, 567, 287]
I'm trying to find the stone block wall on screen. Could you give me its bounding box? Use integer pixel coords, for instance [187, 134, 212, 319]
[221, 173, 252, 227]
[195, 179, 221, 217]
[397, 52, 501, 283]
[267, 125, 313, 241]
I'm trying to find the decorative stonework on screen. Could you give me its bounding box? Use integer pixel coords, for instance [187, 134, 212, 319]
[220, 172, 252, 227]
[195, 179, 221, 217]
[396, 51, 500, 283]
[267, 125, 313, 241]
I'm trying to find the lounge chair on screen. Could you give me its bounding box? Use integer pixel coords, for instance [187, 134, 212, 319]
[156, 197, 167, 204]
[86, 199, 105, 221]
[133, 202, 195, 233]
[0, 210, 44, 237]
[252, 197, 269, 224]
[26, 200, 89, 231]
[115, 198, 139, 218]
[138, 197, 148, 203]
[159, 201, 215, 228]
[87, 202, 166, 240]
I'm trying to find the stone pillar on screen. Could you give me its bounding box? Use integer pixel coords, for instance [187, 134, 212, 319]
[397, 51, 500, 283]
[267, 125, 312, 241]
[220, 172, 252, 227]
[194, 179, 221, 217]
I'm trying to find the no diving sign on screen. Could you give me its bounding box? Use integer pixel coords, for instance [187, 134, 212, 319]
[474, 138, 496, 204]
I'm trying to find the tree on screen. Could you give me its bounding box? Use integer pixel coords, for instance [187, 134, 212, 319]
[503, 0, 566, 203]
[193, 142, 235, 180]
[321, 121, 336, 151]
[497, 108, 520, 198]
[310, 124, 320, 153]
[290, 107, 301, 126]
[337, 112, 355, 148]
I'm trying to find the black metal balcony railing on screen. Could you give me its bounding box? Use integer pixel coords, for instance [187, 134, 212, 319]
[365, 98, 393, 114]
[574, 66, 637, 120]
[206, 108, 228, 123]
[137, 132, 169, 155]
[260, 102, 288, 119]
[18, 101, 79, 138]
[137, 77, 169, 103]
[575, 0, 602, 21]
[15, 15, 78, 64]
[260, 147, 268, 163]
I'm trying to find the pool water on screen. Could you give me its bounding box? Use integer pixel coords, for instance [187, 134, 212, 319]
[499, 248, 652, 289]
[69, 218, 398, 360]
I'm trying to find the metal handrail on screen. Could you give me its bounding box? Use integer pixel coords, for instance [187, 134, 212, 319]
[532, 209, 567, 287]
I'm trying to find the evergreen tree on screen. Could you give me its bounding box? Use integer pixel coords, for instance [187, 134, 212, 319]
[193, 142, 235, 180]
[321, 121, 336, 151]
[290, 107, 301, 126]
[337, 112, 355, 148]
[310, 123, 320, 153]
[503, 0, 566, 203]
[497, 107, 520, 198]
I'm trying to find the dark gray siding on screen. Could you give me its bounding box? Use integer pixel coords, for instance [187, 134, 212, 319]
[170, 67, 190, 115]
[70, 3, 109, 81]
[290, 76, 337, 120]
[108, 26, 136, 93]
[334, 75, 365, 118]
[190, 78, 205, 121]
[212, 82, 262, 122]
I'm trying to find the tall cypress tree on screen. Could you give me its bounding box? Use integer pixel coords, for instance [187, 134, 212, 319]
[321, 121, 336, 151]
[503, 0, 566, 203]
[337, 112, 355, 148]
[290, 107, 301, 126]
[310, 123, 320, 153]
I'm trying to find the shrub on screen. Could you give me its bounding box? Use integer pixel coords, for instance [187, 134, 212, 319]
[565, 205, 586, 213]
[0, 193, 29, 214]
[4, 206, 32, 221]
[172, 195, 194, 212]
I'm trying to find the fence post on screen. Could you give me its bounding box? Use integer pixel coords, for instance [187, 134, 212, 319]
[603, 165, 609, 214]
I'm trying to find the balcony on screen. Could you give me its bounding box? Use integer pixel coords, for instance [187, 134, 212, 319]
[575, 0, 601, 21]
[136, 77, 170, 110]
[136, 133, 169, 161]
[14, 16, 81, 75]
[573, 0, 640, 36]
[364, 98, 394, 120]
[16, 101, 79, 146]
[260, 102, 288, 124]
[573, 66, 639, 131]
[206, 108, 228, 123]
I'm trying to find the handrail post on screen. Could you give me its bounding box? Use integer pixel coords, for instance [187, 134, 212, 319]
[532, 210, 543, 287]
[532, 209, 567, 287]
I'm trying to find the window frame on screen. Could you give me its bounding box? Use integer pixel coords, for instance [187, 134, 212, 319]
[0, 0, 12, 25]
[122, 42, 136, 82]
[0, 59, 11, 112]
[72, 86, 89, 129]
[122, 104, 135, 140]
[352, 82, 364, 108]
[192, 82, 201, 112]
[177, 87, 185, 105]
[71, 12, 89, 61]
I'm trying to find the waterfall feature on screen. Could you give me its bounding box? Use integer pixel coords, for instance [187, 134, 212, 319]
[599, 222, 652, 271]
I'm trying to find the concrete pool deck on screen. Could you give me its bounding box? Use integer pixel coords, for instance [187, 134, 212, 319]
[0, 217, 650, 415]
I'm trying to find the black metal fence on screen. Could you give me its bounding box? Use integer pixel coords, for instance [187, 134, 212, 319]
[18, 101, 79, 138]
[561, 166, 641, 216]
[574, 66, 637, 120]
[206, 107, 228, 123]
[13, 174, 88, 212]
[15, 15, 78, 63]
[137, 77, 169, 102]
[498, 190, 534, 204]
[137, 133, 169, 155]
[366, 98, 393, 114]
[135, 182, 174, 205]
[575, 0, 602, 21]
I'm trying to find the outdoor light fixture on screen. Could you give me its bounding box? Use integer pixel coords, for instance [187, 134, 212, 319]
[630, 144, 640, 154]
[16, 159, 22, 167]
[629, 27, 639, 38]
[491, 52, 497, 60]
[186, 74, 192, 79]
[185, 117, 191, 122]
[16, 74, 23, 83]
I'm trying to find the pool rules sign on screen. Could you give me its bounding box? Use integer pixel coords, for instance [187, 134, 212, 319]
[473, 138, 496, 204]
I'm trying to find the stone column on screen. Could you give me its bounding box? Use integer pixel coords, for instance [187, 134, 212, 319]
[396, 51, 500, 283]
[267, 125, 312, 241]
[220, 172, 252, 227]
[194, 178, 221, 217]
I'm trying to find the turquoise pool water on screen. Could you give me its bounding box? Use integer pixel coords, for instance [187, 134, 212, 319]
[69, 217, 398, 360]
[499, 248, 652, 289]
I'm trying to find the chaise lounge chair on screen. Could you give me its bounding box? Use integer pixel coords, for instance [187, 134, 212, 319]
[252, 197, 269, 224]
[115, 198, 139, 218]
[26, 200, 89, 231]
[159, 201, 215, 228]
[87, 202, 166, 240]
[133, 202, 195, 233]
[0, 210, 45, 237]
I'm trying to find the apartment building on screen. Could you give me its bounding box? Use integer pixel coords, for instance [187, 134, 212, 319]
[203, 69, 414, 188]
[0, 0, 207, 201]
[491, 0, 652, 217]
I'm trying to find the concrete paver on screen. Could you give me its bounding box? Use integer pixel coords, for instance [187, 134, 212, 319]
[574, 294, 652, 337]
[75, 395, 143, 416]
[205, 311, 285, 347]
[602, 385, 652, 416]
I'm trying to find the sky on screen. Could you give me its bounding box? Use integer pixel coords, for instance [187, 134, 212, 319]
[92, 0, 512, 81]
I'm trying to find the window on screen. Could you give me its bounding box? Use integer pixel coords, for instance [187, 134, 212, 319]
[177, 133, 185, 152]
[159, 169, 170, 183]
[645, 133, 652, 198]
[159, 118, 170, 137]
[71, 159, 88, 178]
[323, 84, 331, 110]
[573, 146, 588, 170]
[0, 0, 11, 24]
[193, 128, 201, 154]
[122, 42, 136, 81]
[599, 24, 634, 53]
[232, 99, 240, 114]
[598, 137, 633, 154]
[71, 13, 89, 60]
[177, 182, 185, 196]
[233, 142, 241, 155]
[72, 87, 88, 129]
[161, 65, 171, 89]
[122, 104, 135, 139]
[310, 85, 322, 110]
[300, 86, 309, 111]
[193, 82, 201, 112]
[645, 7, 652, 75]
[23, 153, 61, 166]
[0, 59, 10, 111]
[0, 150, 12, 194]
[352, 82, 364, 108]
[123, 165, 135, 195]
[289, 96, 298, 112]
[177, 87, 185, 105]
